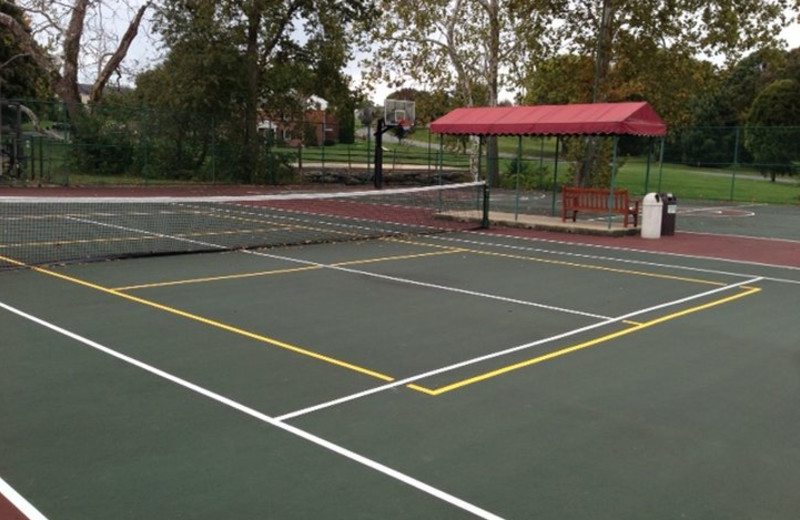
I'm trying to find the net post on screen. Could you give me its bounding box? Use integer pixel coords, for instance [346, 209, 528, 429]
[481, 182, 490, 229]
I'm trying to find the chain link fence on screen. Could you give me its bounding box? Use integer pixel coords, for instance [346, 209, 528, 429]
[0, 98, 471, 186]
[2, 100, 798, 204]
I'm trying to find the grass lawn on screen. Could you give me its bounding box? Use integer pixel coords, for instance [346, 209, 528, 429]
[615, 158, 800, 204]
[273, 139, 470, 168]
[8, 128, 799, 205]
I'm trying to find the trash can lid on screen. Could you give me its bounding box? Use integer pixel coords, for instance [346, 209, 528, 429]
[643, 192, 661, 204]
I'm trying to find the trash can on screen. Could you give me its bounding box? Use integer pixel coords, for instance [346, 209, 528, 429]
[660, 193, 677, 236]
[641, 192, 662, 239]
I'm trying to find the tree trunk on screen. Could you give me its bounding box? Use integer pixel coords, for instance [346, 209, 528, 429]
[485, 0, 500, 187]
[57, 0, 90, 115]
[579, 0, 615, 187]
[591, 0, 614, 104]
[244, 2, 263, 180]
[90, 2, 152, 104]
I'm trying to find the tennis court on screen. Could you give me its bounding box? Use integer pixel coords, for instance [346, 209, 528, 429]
[2, 185, 799, 519]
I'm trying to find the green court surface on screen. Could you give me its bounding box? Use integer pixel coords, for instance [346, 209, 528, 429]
[2, 231, 800, 519]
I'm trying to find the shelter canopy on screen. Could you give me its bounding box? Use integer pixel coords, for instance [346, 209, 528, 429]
[429, 101, 666, 137]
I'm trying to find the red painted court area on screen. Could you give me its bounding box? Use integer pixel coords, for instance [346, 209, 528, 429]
[491, 226, 800, 268]
[0, 491, 27, 520]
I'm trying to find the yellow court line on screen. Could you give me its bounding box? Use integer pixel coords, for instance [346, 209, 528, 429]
[466, 248, 729, 286]
[333, 248, 467, 267]
[0, 227, 290, 251]
[0, 254, 394, 382]
[115, 265, 322, 291]
[117, 249, 465, 290]
[410, 285, 762, 396]
[1, 248, 762, 399]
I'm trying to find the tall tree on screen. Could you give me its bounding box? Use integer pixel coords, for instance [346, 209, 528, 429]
[156, 0, 373, 179]
[745, 78, 800, 180]
[362, 0, 558, 184]
[135, 36, 245, 177]
[363, 0, 555, 106]
[721, 47, 788, 122]
[538, 0, 795, 185]
[1, 0, 153, 112]
[554, 0, 794, 104]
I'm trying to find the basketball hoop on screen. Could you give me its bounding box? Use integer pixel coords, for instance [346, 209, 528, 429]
[398, 118, 412, 132]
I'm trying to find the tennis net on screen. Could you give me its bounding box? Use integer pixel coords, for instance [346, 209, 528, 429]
[0, 182, 488, 269]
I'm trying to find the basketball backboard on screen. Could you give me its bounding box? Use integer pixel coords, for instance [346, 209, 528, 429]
[384, 99, 415, 127]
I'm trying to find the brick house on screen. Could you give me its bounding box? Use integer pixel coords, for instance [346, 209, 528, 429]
[259, 96, 338, 146]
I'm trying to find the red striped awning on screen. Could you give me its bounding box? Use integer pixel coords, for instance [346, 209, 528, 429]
[429, 101, 666, 137]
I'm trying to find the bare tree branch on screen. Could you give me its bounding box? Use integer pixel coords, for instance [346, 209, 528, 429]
[260, 0, 304, 64]
[56, 0, 90, 105]
[0, 52, 30, 70]
[90, 1, 152, 103]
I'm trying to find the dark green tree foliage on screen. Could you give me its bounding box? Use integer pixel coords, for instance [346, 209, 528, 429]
[70, 103, 137, 176]
[135, 37, 246, 180]
[721, 48, 787, 122]
[149, 0, 373, 182]
[680, 91, 746, 167]
[335, 97, 356, 144]
[520, 55, 595, 106]
[518, 0, 793, 187]
[745, 78, 800, 180]
[0, 1, 50, 99]
[668, 47, 796, 169]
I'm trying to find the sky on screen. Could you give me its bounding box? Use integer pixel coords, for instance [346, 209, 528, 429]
[104, 6, 800, 105]
[780, 21, 800, 48]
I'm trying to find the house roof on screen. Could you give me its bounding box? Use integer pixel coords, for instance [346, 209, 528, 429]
[429, 101, 667, 137]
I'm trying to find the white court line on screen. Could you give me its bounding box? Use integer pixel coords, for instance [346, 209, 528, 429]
[0, 474, 49, 520]
[277, 277, 763, 421]
[66, 217, 612, 320]
[429, 233, 800, 277]
[677, 202, 765, 215]
[680, 230, 800, 245]
[0, 300, 505, 520]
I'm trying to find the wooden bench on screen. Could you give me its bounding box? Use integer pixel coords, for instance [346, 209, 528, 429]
[561, 186, 639, 227]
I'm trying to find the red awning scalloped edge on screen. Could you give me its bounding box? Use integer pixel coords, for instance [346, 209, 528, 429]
[429, 102, 667, 137]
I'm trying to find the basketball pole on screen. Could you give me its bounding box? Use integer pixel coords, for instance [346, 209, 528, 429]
[373, 118, 394, 189]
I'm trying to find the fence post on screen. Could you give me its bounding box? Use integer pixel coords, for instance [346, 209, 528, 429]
[551, 137, 560, 217]
[211, 114, 216, 184]
[477, 136, 483, 183]
[38, 135, 43, 181]
[438, 133, 444, 185]
[366, 121, 371, 176]
[606, 135, 619, 229]
[643, 137, 653, 193]
[61, 101, 70, 186]
[298, 145, 303, 171]
[428, 130, 432, 172]
[270, 149, 276, 184]
[656, 137, 665, 193]
[515, 135, 522, 221]
[730, 127, 740, 201]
